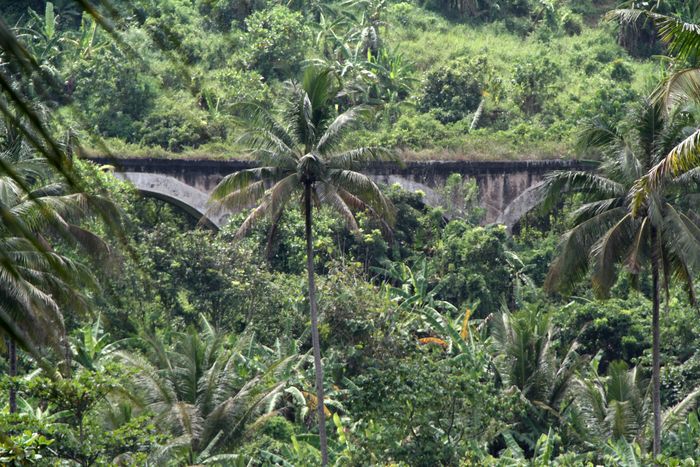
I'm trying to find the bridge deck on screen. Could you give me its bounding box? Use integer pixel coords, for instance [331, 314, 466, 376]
[86, 157, 597, 176]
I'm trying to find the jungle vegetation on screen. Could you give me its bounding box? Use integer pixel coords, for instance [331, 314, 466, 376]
[4, 1, 700, 466]
[1, 0, 690, 160]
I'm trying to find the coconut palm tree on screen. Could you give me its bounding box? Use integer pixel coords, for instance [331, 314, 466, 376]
[115, 318, 305, 465]
[209, 67, 393, 465]
[1, 233, 91, 412]
[574, 356, 700, 450]
[490, 305, 582, 449]
[536, 99, 700, 456]
[576, 359, 651, 445]
[607, 6, 700, 196]
[0, 126, 117, 410]
[0, 169, 104, 356]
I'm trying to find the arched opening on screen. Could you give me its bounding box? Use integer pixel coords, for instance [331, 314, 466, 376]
[114, 172, 227, 229]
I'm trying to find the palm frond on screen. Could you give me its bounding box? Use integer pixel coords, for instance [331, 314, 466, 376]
[338, 188, 393, 236]
[316, 183, 359, 231]
[233, 103, 297, 159]
[570, 198, 627, 225]
[209, 180, 266, 214]
[652, 12, 700, 63]
[538, 171, 624, 213]
[210, 168, 283, 201]
[328, 169, 395, 225]
[316, 105, 369, 155]
[329, 146, 392, 170]
[297, 92, 317, 150]
[302, 66, 336, 118]
[605, 9, 647, 27]
[590, 214, 636, 298]
[643, 127, 700, 191]
[234, 175, 301, 238]
[268, 174, 302, 221]
[578, 117, 620, 153]
[662, 385, 700, 431]
[545, 207, 628, 294]
[625, 217, 649, 275]
[660, 203, 700, 271]
[607, 8, 700, 63]
[653, 68, 700, 111]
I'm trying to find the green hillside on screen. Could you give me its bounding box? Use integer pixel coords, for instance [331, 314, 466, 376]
[2, 0, 679, 159]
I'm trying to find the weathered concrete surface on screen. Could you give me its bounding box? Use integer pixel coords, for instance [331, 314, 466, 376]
[496, 182, 546, 230]
[114, 172, 227, 228]
[90, 157, 597, 229]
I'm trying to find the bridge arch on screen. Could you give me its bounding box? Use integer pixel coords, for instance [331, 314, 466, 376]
[496, 182, 544, 231]
[115, 171, 543, 232]
[115, 172, 228, 229]
[93, 157, 597, 233]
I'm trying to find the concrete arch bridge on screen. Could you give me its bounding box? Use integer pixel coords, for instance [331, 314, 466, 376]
[88, 157, 596, 231]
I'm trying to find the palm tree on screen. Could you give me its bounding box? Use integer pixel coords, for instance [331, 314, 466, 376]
[1, 234, 88, 411]
[573, 357, 700, 451]
[536, 99, 700, 456]
[607, 7, 700, 196]
[115, 318, 304, 465]
[209, 67, 393, 465]
[0, 126, 116, 410]
[490, 306, 582, 449]
[576, 359, 650, 445]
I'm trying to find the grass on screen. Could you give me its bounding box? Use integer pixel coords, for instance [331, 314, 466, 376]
[82, 3, 663, 162]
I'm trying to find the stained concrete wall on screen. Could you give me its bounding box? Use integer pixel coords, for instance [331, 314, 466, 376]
[91, 157, 596, 229]
[114, 172, 228, 228]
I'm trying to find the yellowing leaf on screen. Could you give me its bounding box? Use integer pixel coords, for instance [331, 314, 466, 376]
[418, 337, 448, 348]
[460, 307, 471, 340]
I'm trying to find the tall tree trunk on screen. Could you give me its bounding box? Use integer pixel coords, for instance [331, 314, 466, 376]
[650, 226, 661, 458]
[304, 182, 328, 466]
[8, 338, 17, 413]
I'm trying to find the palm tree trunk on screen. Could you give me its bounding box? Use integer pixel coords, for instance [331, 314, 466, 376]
[304, 181, 328, 466]
[8, 338, 17, 413]
[650, 226, 661, 458]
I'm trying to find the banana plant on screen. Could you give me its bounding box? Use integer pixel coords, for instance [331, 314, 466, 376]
[497, 428, 562, 466]
[377, 259, 458, 334]
[70, 315, 124, 371]
[258, 413, 353, 466]
[17, 3, 63, 79]
[63, 12, 108, 61]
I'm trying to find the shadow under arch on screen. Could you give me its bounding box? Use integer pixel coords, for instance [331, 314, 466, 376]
[115, 172, 228, 230]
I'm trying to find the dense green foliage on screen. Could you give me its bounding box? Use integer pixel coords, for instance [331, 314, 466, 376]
[3, 0, 693, 159]
[3, 157, 700, 464]
[5, 0, 700, 466]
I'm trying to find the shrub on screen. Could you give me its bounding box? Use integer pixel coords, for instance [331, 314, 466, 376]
[347, 345, 512, 465]
[432, 221, 512, 314]
[577, 80, 638, 128]
[553, 298, 649, 372]
[196, 0, 266, 31]
[562, 12, 583, 36]
[511, 55, 561, 116]
[138, 92, 221, 150]
[200, 67, 270, 112]
[73, 47, 156, 142]
[418, 58, 485, 124]
[241, 5, 310, 79]
[384, 112, 448, 148]
[609, 58, 634, 82]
